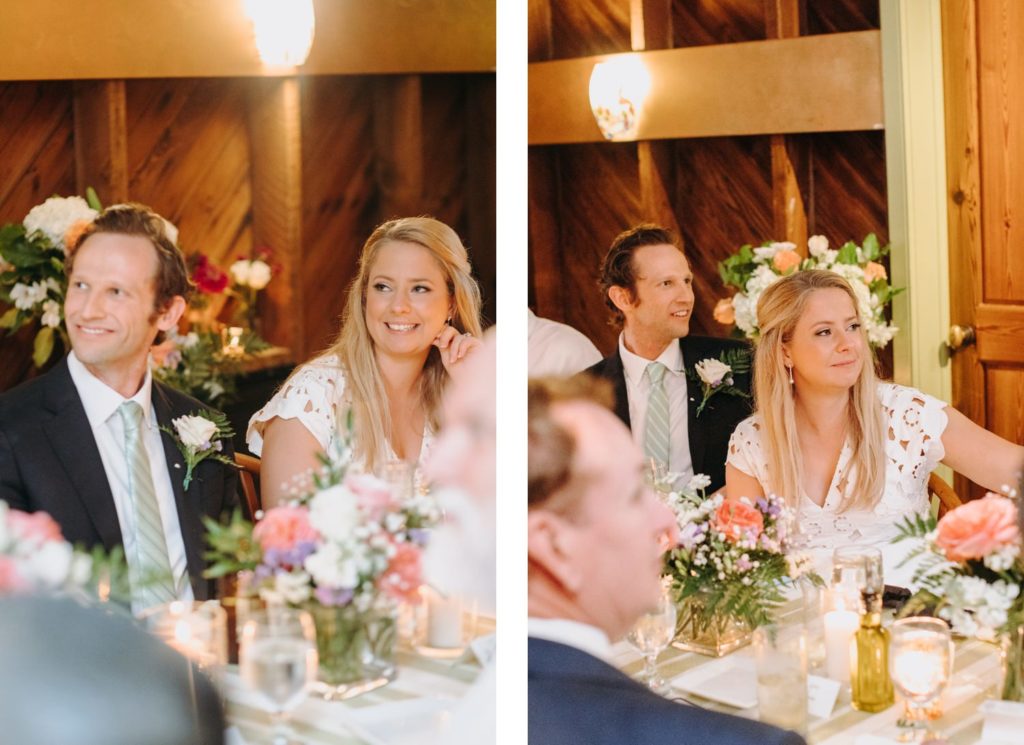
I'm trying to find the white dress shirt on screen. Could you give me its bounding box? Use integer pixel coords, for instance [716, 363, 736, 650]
[528, 617, 612, 662]
[67, 352, 193, 609]
[618, 334, 693, 482]
[528, 309, 603, 377]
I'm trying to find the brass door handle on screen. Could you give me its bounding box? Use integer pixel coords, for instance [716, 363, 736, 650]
[947, 324, 976, 351]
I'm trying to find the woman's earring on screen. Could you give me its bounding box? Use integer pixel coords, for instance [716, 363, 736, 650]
[787, 365, 795, 385]
[445, 316, 452, 326]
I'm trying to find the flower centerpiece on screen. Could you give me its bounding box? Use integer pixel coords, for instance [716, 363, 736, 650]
[151, 328, 268, 407]
[895, 492, 1024, 700]
[228, 247, 276, 330]
[660, 475, 819, 656]
[715, 234, 902, 349]
[204, 425, 438, 692]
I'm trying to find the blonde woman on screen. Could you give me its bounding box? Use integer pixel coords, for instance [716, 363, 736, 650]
[725, 270, 1023, 580]
[247, 216, 483, 507]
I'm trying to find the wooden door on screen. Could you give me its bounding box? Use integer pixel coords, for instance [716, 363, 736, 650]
[943, 0, 1024, 501]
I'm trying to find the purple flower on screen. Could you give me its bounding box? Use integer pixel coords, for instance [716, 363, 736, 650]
[736, 555, 753, 572]
[408, 528, 430, 547]
[314, 586, 354, 607]
[678, 522, 704, 550]
[254, 563, 274, 582]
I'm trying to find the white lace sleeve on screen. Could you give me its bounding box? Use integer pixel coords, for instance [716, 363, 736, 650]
[245, 356, 345, 456]
[879, 383, 949, 495]
[726, 415, 767, 483]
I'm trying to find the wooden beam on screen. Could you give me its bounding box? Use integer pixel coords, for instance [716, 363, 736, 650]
[527, 149, 561, 318]
[0, 0, 494, 81]
[247, 78, 304, 358]
[637, 141, 681, 239]
[528, 31, 884, 144]
[72, 80, 128, 204]
[630, 0, 673, 52]
[372, 76, 424, 221]
[528, 0, 554, 63]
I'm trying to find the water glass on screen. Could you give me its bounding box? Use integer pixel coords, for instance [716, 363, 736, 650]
[890, 617, 953, 735]
[799, 580, 827, 675]
[240, 607, 318, 745]
[832, 545, 884, 594]
[625, 583, 677, 694]
[753, 622, 809, 735]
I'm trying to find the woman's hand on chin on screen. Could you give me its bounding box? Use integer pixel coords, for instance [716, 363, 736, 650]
[433, 326, 482, 373]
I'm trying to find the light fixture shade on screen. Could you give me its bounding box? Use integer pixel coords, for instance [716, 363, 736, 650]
[244, 0, 316, 69]
[588, 56, 652, 141]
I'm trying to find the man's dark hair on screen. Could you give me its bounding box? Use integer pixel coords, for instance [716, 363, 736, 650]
[66, 203, 194, 313]
[598, 224, 683, 325]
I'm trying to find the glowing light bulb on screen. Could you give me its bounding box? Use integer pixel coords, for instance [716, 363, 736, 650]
[244, 0, 316, 69]
[588, 55, 652, 141]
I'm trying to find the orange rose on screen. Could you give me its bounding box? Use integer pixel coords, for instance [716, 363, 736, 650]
[713, 297, 736, 325]
[63, 219, 92, 255]
[935, 493, 1019, 562]
[772, 249, 802, 274]
[714, 499, 764, 544]
[863, 261, 887, 283]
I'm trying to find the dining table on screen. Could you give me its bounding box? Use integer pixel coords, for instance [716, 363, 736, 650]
[224, 616, 495, 745]
[614, 612, 1007, 745]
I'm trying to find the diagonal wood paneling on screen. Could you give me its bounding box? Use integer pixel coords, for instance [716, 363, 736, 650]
[672, 0, 767, 48]
[0, 81, 76, 392]
[806, 0, 879, 35]
[549, 0, 631, 59]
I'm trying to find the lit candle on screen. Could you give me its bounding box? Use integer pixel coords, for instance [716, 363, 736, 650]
[427, 591, 464, 649]
[824, 609, 860, 682]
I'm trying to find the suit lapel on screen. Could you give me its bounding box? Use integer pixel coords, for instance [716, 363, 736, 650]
[41, 360, 124, 552]
[151, 384, 204, 597]
[680, 338, 707, 475]
[607, 352, 632, 429]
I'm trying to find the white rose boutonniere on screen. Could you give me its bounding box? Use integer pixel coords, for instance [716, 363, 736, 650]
[161, 410, 238, 490]
[687, 348, 752, 417]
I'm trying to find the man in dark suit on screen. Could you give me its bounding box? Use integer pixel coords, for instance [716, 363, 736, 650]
[527, 377, 805, 745]
[584, 225, 752, 493]
[0, 204, 237, 607]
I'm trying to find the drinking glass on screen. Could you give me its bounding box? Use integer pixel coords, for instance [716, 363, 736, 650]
[832, 545, 884, 594]
[240, 607, 318, 745]
[753, 622, 809, 735]
[626, 583, 677, 694]
[890, 617, 953, 740]
[379, 458, 415, 501]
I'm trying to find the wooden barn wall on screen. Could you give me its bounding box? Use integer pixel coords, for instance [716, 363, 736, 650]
[0, 73, 496, 392]
[0, 82, 76, 392]
[529, 0, 889, 364]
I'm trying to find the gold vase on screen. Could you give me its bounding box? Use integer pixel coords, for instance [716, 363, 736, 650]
[673, 590, 752, 657]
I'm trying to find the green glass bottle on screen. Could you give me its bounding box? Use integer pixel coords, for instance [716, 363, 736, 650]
[850, 590, 894, 712]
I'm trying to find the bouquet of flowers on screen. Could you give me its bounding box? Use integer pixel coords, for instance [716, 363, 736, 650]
[0, 500, 129, 601]
[895, 493, 1022, 642]
[0, 192, 102, 366]
[661, 475, 818, 631]
[715, 234, 901, 349]
[228, 247, 276, 329]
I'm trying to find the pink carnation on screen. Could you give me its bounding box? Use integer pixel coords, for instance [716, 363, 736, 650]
[253, 506, 319, 552]
[0, 557, 25, 592]
[347, 473, 398, 521]
[8, 509, 64, 544]
[935, 493, 1019, 562]
[379, 541, 422, 603]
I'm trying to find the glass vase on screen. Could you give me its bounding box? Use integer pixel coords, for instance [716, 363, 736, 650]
[1000, 625, 1024, 702]
[305, 601, 398, 698]
[673, 590, 752, 657]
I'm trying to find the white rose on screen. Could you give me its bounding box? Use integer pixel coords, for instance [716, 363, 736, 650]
[304, 543, 358, 590]
[308, 485, 361, 542]
[40, 299, 61, 328]
[9, 283, 36, 310]
[731, 292, 758, 335]
[247, 260, 272, 290]
[229, 260, 252, 286]
[695, 358, 732, 387]
[172, 414, 218, 450]
[23, 196, 98, 251]
[807, 234, 829, 257]
[24, 541, 73, 588]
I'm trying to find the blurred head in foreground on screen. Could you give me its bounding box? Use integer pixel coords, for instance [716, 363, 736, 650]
[424, 328, 497, 613]
[527, 375, 677, 640]
[0, 595, 224, 745]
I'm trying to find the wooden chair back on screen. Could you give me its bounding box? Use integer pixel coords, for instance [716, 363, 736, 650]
[928, 471, 962, 519]
[235, 452, 262, 520]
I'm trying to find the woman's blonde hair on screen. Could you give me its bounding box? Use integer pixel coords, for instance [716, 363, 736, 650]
[325, 216, 483, 472]
[753, 269, 885, 512]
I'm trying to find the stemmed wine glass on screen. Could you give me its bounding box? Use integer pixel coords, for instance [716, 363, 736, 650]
[626, 581, 678, 694]
[240, 607, 319, 745]
[890, 617, 953, 742]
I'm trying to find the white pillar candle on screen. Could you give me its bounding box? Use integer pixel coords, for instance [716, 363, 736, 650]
[427, 592, 464, 649]
[823, 609, 860, 682]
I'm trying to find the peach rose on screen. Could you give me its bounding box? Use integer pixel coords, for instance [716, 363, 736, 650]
[63, 219, 92, 254]
[380, 541, 422, 603]
[772, 249, 802, 274]
[714, 499, 764, 544]
[935, 493, 1019, 562]
[347, 473, 398, 521]
[713, 297, 736, 325]
[863, 261, 887, 283]
[8, 509, 64, 544]
[253, 505, 319, 552]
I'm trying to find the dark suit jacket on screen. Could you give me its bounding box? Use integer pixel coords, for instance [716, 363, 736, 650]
[584, 335, 753, 493]
[0, 358, 239, 600]
[529, 637, 806, 745]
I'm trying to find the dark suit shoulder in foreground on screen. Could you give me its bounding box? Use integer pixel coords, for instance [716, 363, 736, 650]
[528, 637, 805, 745]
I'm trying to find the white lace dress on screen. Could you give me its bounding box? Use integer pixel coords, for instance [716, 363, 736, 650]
[246, 354, 433, 492]
[727, 383, 949, 587]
